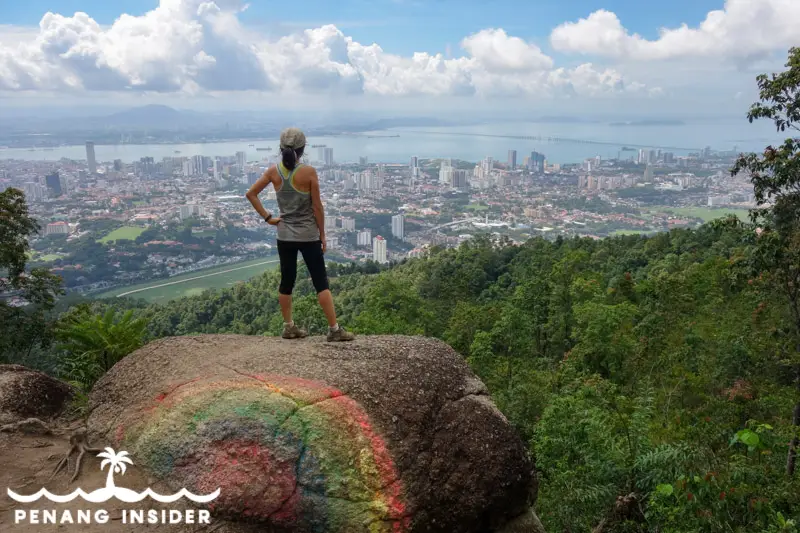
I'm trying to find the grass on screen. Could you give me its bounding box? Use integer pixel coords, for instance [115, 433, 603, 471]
[96, 256, 280, 304]
[612, 229, 652, 236]
[655, 207, 751, 223]
[36, 254, 64, 262]
[466, 204, 489, 211]
[98, 226, 146, 243]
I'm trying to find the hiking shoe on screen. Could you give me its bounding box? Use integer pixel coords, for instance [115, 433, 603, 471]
[282, 323, 308, 339]
[327, 326, 355, 342]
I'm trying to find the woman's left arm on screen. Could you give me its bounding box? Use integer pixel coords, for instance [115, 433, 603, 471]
[246, 170, 281, 225]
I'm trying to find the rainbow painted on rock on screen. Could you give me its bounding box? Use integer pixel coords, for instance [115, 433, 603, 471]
[115, 373, 409, 532]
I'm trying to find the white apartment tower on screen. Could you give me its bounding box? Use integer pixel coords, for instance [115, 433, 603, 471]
[373, 235, 388, 264]
[358, 230, 372, 246]
[392, 214, 405, 240]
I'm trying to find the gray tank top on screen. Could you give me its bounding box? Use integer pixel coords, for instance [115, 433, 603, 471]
[276, 162, 320, 242]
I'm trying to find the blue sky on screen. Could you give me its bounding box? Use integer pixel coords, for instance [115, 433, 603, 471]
[2, 0, 724, 56]
[0, 0, 796, 116]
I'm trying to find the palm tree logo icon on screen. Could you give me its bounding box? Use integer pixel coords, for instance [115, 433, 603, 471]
[98, 448, 133, 491]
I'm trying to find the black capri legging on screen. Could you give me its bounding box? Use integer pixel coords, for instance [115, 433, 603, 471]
[277, 240, 330, 295]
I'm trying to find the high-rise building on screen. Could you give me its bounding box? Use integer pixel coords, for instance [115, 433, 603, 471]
[113, 159, 123, 171]
[357, 171, 382, 192]
[86, 142, 97, 174]
[324, 148, 334, 166]
[664, 152, 675, 164]
[357, 230, 372, 246]
[439, 160, 454, 185]
[638, 149, 648, 165]
[59, 174, 71, 196]
[45, 172, 62, 197]
[236, 151, 247, 171]
[341, 217, 355, 232]
[373, 235, 388, 264]
[359, 156, 368, 165]
[213, 158, 222, 180]
[325, 216, 338, 229]
[191, 155, 204, 175]
[136, 156, 155, 176]
[180, 205, 195, 220]
[183, 159, 195, 177]
[410, 156, 419, 178]
[644, 165, 654, 182]
[507, 150, 517, 170]
[23, 182, 45, 202]
[318, 147, 325, 162]
[451, 169, 469, 190]
[648, 150, 657, 164]
[529, 152, 545, 173]
[392, 214, 405, 240]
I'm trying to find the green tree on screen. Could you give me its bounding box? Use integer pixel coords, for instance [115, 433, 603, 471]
[56, 307, 147, 391]
[732, 47, 800, 475]
[353, 276, 433, 335]
[0, 188, 63, 364]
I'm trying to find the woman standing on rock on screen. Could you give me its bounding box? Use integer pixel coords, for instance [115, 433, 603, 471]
[246, 127, 355, 342]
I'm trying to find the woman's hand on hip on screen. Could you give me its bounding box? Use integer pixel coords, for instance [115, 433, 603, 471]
[267, 217, 282, 226]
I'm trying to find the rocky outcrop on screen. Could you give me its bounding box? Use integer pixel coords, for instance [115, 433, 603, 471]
[0, 364, 74, 425]
[87, 335, 543, 533]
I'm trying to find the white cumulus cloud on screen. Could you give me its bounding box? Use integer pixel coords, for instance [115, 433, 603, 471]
[0, 0, 652, 99]
[550, 0, 800, 61]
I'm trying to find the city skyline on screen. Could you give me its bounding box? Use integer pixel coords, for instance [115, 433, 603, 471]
[0, 1, 796, 117]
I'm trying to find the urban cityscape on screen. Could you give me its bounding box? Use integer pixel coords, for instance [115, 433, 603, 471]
[3, 1, 800, 532]
[1, 129, 754, 302]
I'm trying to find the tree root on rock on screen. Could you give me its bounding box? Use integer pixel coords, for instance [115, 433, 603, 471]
[0, 418, 52, 435]
[51, 428, 103, 484]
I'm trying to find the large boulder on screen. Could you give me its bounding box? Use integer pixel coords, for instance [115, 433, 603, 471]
[87, 335, 542, 533]
[0, 364, 74, 425]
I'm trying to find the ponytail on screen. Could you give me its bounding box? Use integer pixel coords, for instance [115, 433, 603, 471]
[282, 147, 297, 171]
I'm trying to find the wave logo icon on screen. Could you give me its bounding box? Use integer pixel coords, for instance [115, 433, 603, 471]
[7, 448, 220, 504]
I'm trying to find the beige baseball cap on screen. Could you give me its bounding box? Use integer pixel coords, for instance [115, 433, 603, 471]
[280, 127, 306, 150]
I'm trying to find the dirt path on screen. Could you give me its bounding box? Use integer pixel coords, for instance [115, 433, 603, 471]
[0, 425, 256, 533]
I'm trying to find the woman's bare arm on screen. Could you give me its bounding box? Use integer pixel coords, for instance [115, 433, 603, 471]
[245, 170, 280, 224]
[309, 169, 326, 250]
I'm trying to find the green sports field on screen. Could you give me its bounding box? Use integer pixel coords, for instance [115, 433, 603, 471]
[97, 226, 146, 243]
[656, 207, 751, 222]
[96, 257, 279, 303]
[612, 229, 653, 236]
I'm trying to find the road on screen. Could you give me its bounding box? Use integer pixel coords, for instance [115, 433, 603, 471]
[115, 259, 279, 298]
